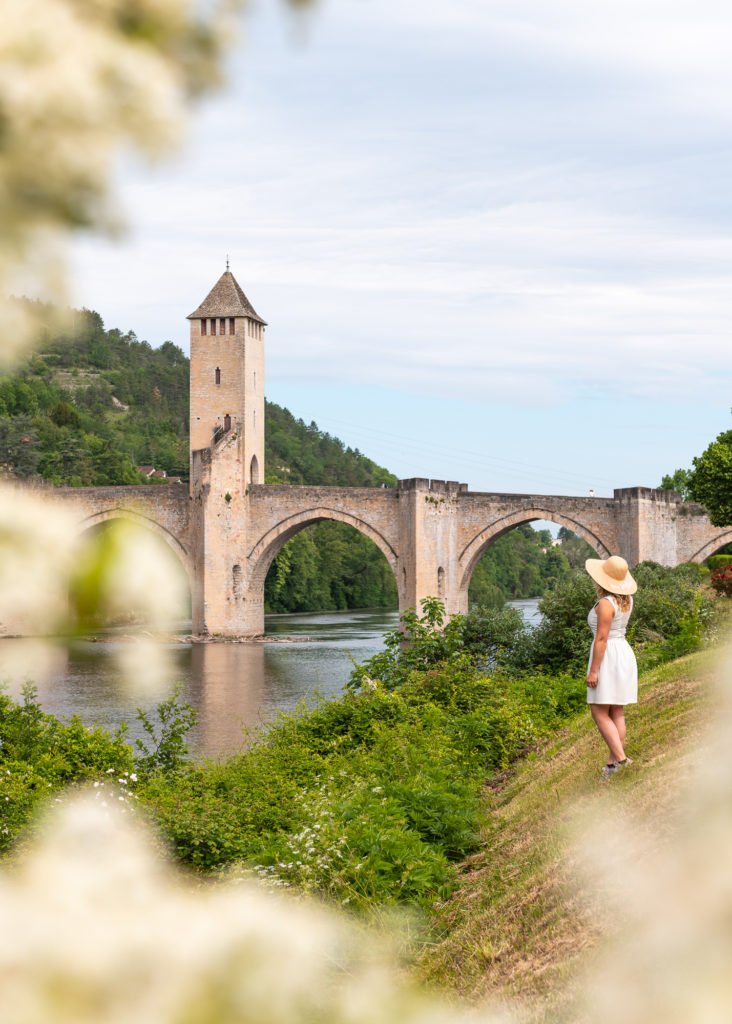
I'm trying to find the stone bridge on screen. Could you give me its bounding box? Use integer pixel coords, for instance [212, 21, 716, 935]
[17, 269, 732, 637]
[47, 464, 732, 637]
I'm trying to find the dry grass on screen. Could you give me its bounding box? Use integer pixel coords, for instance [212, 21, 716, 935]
[416, 646, 722, 1022]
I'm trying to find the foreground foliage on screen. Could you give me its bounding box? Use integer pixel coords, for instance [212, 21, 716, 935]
[0, 564, 721, 915]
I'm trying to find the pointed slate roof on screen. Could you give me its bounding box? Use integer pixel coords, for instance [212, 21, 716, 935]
[187, 271, 267, 324]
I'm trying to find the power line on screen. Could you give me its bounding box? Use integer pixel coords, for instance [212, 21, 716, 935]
[315, 414, 618, 493]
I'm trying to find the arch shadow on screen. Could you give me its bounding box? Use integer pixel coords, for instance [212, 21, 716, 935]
[458, 506, 613, 597]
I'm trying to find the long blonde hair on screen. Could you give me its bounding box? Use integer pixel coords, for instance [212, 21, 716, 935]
[595, 584, 632, 613]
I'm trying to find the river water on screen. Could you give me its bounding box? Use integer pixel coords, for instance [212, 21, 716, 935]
[0, 599, 540, 759]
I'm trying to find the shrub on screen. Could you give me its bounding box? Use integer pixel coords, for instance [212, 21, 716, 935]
[0, 685, 135, 851]
[134, 685, 198, 779]
[499, 563, 719, 676]
[710, 562, 732, 597]
[348, 597, 466, 692]
[460, 604, 525, 664]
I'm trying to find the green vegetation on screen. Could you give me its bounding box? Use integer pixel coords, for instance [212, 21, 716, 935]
[661, 410, 732, 526]
[505, 560, 717, 676]
[1, 563, 721, 923]
[416, 638, 725, 1019]
[687, 424, 732, 527]
[0, 305, 399, 613]
[659, 466, 694, 500]
[0, 304, 396, 493]
[354, 562, 716, 686]
[260, 405, 399, 611]
[264, 521, 398, 612]
[0, 305, 189, 484]
[468, 525, 596, 607]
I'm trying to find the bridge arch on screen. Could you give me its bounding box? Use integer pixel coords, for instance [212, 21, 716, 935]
[247, 506, 400, 598]
[686, 531, 732, 565]
[458, 506, 613, 598]
[76, 507, 193, 583]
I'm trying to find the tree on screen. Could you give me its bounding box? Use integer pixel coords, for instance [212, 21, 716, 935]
[659, 468, 694, 501]
[0, 417, 40, 477]
[557, 526, 598, 568]
[49, 401, 81, 429]
[689, 427, 732, 527]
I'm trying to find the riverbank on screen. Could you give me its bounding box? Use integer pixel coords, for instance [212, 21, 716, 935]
[86, 633, 317, 644]
[0, 586, 727, 1022]
[416, 641, 724, 1022]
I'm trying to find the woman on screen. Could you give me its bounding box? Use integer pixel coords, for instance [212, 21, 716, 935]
[585, 555, 638, 779]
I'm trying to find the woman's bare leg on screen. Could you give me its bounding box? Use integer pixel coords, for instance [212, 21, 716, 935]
[609, 705, 626, 746]
[590, 704, 626, 762]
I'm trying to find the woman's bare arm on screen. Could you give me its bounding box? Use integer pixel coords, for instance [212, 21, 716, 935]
[587, 598, 614, 687]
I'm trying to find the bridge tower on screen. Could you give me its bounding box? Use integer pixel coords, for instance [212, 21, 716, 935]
[187, 268, 267, 486]
[187, 269, 267, 635]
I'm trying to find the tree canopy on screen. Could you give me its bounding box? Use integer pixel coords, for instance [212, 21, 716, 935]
[659, 468, 694, 501]
[661, 413, 732, 527]
[688, 426, 732, 527]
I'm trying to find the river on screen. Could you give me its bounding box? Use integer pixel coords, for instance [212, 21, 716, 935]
[0, 599, 541, 759]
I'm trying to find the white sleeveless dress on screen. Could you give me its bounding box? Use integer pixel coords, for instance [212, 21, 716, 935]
[586, 595, 638, 705]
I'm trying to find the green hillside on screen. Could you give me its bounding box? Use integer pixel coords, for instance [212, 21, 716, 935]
[416, 642, 720, 1020]
[0, 303, 594, 613]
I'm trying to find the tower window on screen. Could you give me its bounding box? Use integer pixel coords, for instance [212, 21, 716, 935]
[220, 318, 226, 335]
[211, 318, 217, 336]
[201, 319, 207, 336]
[229, 318, 235, 335]
[215, 367, 221, 385]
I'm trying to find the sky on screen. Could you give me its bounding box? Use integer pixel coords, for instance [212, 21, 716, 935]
[70, 0, 732, 497]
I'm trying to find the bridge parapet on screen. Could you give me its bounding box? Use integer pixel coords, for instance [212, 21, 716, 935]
[10, 474, 730, 638]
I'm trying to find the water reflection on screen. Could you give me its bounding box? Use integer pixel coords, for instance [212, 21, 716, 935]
[0, 602, 540, 759]
[187, 643, 267, 755]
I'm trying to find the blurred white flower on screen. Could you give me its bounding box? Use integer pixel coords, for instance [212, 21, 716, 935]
[0, 637, 68, 697]
[577, 642, 732, 1024]
[0, 0, 233, 364]
[0, 793, 507, 1024]
[0, 483, 78, 636]
[114, 638, 179, 700]
[70, 517, 189, 630]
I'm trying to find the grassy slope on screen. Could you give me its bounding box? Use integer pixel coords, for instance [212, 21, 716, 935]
[416, 644, 722, 1022]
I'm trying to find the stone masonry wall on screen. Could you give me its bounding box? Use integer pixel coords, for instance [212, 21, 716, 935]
[51, 484, 193, 574]
[24, 476, 731, 637]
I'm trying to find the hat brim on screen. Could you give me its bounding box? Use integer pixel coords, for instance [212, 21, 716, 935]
[585, 558, 638, 595]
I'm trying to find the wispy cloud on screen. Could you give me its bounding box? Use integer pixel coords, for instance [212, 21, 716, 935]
[70, 0, 732, 434]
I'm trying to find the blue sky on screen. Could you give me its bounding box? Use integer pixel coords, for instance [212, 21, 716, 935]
[71, 0, 732, 496]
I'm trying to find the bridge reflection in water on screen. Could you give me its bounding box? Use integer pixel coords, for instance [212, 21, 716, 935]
[0, 610, 396, 758]
[0, 602, 541, 759]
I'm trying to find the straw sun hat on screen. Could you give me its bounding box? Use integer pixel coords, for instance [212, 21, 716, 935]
[584, 555, 637, 595]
